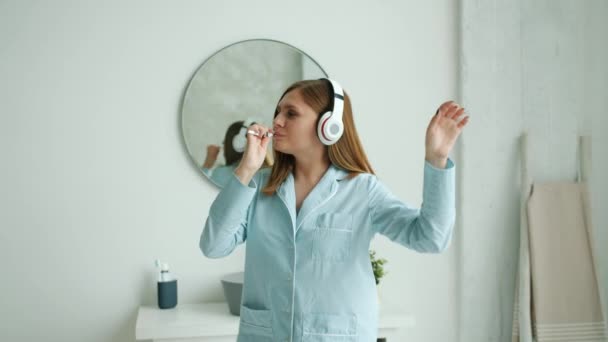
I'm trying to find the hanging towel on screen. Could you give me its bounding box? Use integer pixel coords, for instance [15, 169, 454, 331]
[513, 181, 608, 342]
[513, 134, 534, 342]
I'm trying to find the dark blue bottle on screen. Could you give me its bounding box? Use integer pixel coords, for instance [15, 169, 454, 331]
[156, 260, 177, 309]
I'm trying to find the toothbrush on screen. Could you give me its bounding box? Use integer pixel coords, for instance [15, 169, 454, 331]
[246, 130, 274, 138]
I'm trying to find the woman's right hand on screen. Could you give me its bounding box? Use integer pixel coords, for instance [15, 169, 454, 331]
[202, 144, 221, 169]
[235, 123, 272, 184]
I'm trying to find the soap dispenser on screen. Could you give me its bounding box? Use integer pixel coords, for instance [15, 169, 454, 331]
[155, 259, 178, 309]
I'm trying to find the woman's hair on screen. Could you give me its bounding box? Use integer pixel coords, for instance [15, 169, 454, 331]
[224, 120, 273, 167]
[262, 79, 374, 196]
[223, 121, 245, 166]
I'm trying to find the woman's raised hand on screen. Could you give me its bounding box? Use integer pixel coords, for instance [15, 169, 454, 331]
[202, 144, 221, 169]
[235, 123, 273, 184]
[425, 101, 469, 168]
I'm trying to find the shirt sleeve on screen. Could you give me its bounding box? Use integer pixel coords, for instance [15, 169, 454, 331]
[369, 159, 456, 253]
[199, 171, 258, 258]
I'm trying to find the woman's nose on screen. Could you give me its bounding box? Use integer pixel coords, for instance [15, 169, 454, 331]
[273, 114, 284, 127]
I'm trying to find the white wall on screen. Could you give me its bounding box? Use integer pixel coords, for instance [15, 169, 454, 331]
[459, 0, 608, 341]
[0, 1, 458, 341]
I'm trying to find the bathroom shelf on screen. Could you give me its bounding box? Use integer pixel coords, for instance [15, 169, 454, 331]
[136, 302, 415, 342]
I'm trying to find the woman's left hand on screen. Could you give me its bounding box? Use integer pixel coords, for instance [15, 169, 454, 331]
[425, 101, 469, 168]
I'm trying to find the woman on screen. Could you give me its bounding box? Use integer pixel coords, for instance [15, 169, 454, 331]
[200, 78, 468, 342]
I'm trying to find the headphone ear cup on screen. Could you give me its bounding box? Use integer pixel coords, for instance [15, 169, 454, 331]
[329, 118, 344, 141]
[317, 111, 344, 145]
[317, 112, 332, 145]
[232, 128, 247, 152]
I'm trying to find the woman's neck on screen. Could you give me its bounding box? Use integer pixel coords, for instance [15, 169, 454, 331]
[293, 153, 331, 185]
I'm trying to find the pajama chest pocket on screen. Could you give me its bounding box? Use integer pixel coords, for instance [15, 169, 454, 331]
[238, 305, 273, 341]
[302, 312, 358, 341]
[313, 213, 353, 262]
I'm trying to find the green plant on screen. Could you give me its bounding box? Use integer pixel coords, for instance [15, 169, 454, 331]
[369, 250, 388, 285]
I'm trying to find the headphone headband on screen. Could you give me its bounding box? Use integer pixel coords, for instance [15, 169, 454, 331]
[323, 78, 344, 121]
[242, 118, 255, 129]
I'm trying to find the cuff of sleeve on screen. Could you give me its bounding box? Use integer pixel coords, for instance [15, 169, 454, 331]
[424, 157, 455, 171]
[422, 157, 456, 214]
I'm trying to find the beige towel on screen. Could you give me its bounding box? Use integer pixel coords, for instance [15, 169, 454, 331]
[513, 181, 607, 342]
[512, 180, 534, 342]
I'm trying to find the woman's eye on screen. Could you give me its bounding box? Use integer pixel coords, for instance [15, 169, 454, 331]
[274, 108, 296, 118]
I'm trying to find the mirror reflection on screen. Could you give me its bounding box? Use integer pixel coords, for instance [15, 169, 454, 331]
[181, 39, 327, 187]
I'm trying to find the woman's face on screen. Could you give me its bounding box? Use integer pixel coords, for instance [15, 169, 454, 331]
[272, 89, 323, 155]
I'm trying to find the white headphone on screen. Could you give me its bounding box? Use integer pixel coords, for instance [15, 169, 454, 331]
[317, 78, 345, 145]
[232, 118, 256, 153]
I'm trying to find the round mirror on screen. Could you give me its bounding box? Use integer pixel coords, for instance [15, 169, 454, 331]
[181, 39, 328, 188]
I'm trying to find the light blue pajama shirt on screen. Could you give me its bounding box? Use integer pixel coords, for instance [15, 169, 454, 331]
[200, 159, 456, 342]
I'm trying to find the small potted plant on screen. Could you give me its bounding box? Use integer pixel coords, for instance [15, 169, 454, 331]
[369, 250, 388, 285]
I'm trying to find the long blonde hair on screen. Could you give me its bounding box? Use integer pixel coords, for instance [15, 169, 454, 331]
[262, 79, 374, 195]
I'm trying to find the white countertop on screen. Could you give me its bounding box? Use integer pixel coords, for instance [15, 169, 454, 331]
[135, 302, 415, 340]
